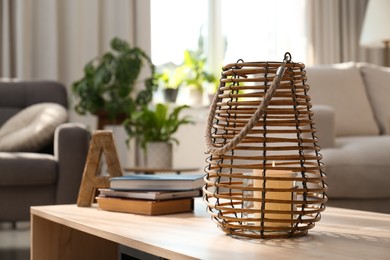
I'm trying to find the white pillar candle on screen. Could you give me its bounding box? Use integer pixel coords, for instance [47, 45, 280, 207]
[253, 162, 296, 228]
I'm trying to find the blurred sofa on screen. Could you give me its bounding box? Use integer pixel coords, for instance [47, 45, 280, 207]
[306, 62, 390, 213]
[0, 80, 90, 222]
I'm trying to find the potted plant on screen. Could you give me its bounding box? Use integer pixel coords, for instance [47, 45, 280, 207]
[72, 37, 157, 129]
[156, 67, 184, 103]
[181, 49, 216, 90]
[123, 103, 193, 169]
[175, 48, 217, 105]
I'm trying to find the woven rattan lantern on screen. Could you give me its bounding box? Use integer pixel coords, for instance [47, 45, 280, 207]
[204, 53, 327, 239]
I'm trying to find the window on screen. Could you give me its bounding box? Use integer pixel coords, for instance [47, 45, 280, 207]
[151, 0, 308, 65]
[150, 0, 208, 66]
[151, 0, 308, 101]
[221, 0, 308, 63]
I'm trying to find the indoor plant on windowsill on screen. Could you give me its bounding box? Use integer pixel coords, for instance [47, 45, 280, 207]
[71, 37, 157, 129]
[123, 103, 193, 169]
[176, 48, 216, 106]
[156, 67, 184, 103]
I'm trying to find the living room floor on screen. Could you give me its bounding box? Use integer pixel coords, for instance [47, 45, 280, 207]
[0, 222, 30, 260]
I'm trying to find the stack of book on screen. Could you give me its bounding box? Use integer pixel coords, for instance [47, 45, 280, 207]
[96, 174, 204, 215]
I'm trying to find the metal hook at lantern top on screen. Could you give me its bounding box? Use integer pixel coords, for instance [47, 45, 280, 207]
[284, 52, 292, 63]
[234, 59, 245, 69]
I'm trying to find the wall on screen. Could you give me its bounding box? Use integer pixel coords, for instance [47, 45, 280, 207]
[172, 107, 209, 170]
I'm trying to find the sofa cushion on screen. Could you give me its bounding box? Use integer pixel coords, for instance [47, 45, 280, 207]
[0, 103, 67, 152]
[305, 62, 379, 137]
[359, 63, 390, 135]
[0, 152, 57, 186]
[311, 105, 336, 148]
[0, 80, 68, 127]
[321, 136, 390, 199]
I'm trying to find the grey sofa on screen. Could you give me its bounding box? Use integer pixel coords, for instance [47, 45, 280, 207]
[306, 62, 390, 213]
[0, 80, 90, 222]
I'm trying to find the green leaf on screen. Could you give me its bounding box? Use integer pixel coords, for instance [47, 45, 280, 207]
[111, 37, 130, 52]
[71, 37, 157, 120]
[123, 103, 193, 149]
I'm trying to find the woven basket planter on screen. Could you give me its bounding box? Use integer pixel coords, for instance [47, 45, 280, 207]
[204, 53, 327, 239]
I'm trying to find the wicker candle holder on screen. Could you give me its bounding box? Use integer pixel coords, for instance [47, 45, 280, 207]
[252, 168, 297, 228]
[204, 53, 327, 239]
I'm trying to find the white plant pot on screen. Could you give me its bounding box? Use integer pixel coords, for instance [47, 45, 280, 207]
[187, 87, 203, 106]
[145, 142, 173, 169]
[177, 86, 203, 106]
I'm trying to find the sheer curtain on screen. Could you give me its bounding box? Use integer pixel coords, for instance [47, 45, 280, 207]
[31, 0, 137, 84]
[0, 0, 152, 125]
[0, 0, 17, 78]
[307, 0, 383, 65]
[2, 1, 385, 98]
[0, 0, 150, 93]
[1, 0, 150, 168]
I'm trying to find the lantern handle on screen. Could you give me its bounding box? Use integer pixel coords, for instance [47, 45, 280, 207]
[205, 53, 290, 156]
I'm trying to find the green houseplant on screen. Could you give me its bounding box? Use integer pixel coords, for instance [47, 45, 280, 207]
[155, 48, 217, 106]
[154, 32, 220, 105]
[124, 103, 193, 168]
[171, 40, 217, 105]
[72, 37, 157, 129]
[156, 67, 185, 103]
[179, 49, 216, 93]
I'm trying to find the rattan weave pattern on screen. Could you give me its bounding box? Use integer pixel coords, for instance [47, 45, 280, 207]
[204, 54, 327, 239]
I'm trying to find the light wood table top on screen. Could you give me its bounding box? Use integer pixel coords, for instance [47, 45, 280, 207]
[31, 199, 390, 260]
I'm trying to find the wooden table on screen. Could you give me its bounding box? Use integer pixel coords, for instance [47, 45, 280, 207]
[31, 199, 390, 260]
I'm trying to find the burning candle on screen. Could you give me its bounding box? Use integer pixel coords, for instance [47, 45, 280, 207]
[253, 161, 296, 228]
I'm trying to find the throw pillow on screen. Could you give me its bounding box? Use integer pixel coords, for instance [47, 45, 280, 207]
[359, 63, 390, 135]
[305, 62, 379, 137]
[0, 103, 67, 152]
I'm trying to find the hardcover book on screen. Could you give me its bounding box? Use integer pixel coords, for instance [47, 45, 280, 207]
[98, 188, 201, 200]
[96, 196, 194, 215]
[109, 174, 205, 191]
